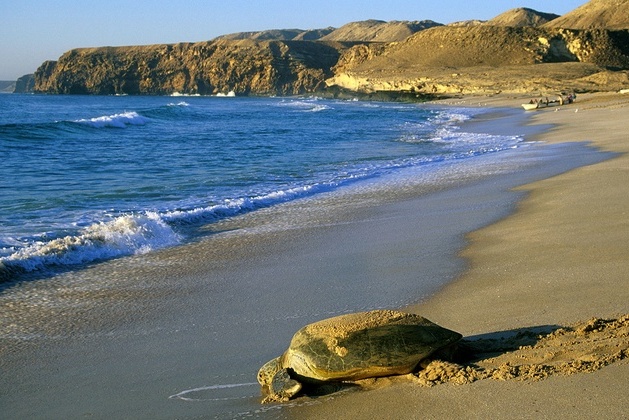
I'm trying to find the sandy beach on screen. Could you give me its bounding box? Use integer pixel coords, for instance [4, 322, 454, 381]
[291, 92, 629, 419]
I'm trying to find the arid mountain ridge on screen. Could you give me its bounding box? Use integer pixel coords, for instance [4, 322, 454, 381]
[28, 0, 629, 96]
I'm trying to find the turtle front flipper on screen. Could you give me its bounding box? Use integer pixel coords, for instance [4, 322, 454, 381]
[262, 368, 302, 403]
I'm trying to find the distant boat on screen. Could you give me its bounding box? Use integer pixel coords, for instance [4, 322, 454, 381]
[522, 94, 575, 111]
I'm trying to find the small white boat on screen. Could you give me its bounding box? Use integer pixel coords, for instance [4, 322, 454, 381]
[522, 94, 576, 111]
[522, 103, 541, 111]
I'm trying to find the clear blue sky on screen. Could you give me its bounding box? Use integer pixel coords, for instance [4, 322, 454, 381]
[1, 0, 586, 80]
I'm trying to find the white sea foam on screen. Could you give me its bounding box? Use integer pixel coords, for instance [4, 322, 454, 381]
[75, 111, 148, 128]
[170, 92, 201, 97]
[1, 213, 180, 273]
[161, 184, 326, 225]
[167, 101, 190, 107]
[277, 99, 331, 112]
[215, 91, 236, 97]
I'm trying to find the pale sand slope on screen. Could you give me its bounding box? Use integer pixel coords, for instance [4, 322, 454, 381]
[290, 93, 629, 419]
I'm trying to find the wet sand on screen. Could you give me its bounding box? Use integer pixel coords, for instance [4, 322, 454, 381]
[1, 94, 626, 419]
[292, 92, 629, 419]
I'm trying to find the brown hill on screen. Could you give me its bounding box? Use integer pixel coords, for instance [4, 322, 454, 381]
[215, 28, 335, 41]
[544, 0, 629, 29]
[335, 26, 629, 72]
[328, 25, 629, 95]
[320, 20, 442, 42]
[293, 28, 337, 41]
[485, 8, 560, 27]
[448, 20, 485, 27]
[214, 20, 440, 43]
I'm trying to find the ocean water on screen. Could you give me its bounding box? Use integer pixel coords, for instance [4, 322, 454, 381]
[0, 94, 524, 281]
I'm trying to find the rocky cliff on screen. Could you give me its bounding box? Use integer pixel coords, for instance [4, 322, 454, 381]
[35, 40, 350, 95]
[13, 74, 35, 93]
[327, 26, 629, 95]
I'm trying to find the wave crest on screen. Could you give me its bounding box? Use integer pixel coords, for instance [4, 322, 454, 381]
[75, 111, 148, 128]
[1, 213, 180, 276]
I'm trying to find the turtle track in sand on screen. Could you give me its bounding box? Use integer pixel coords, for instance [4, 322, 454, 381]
[397, 314, 629, 387]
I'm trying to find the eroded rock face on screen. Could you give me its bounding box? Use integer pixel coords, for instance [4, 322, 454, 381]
[328, 27, 629, 95]
[34, 40, 349, 96]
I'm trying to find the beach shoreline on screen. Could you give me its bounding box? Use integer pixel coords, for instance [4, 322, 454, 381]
[291, 92, 629, 419]
[1, 93, 627, 419]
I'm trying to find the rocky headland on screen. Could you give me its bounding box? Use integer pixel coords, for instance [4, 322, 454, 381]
[28, 0, 629, 97]
[0, 80, 16, 93]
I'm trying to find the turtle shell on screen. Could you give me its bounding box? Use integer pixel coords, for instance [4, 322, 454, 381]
[280, 310, 462, 382]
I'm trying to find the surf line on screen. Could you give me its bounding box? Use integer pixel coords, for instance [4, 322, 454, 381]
[169, 382, 259, 402]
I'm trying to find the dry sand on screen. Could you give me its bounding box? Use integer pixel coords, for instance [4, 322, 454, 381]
[288, 92, 629, 419]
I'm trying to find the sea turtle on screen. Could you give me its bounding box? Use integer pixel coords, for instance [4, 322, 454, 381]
[257, 309, 462, 402]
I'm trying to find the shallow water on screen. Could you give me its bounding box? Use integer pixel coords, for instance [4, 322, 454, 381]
[1, 94, 523, 280]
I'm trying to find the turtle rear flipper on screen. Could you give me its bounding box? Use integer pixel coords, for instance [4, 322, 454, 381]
[263, 368, 302, 403]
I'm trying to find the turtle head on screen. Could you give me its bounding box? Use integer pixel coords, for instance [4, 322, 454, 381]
[263, 368, 303, 403]
[259, 358, 303, 403]
[257, 357, 281, 386]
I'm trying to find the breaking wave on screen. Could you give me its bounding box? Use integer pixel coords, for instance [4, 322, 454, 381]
[74, 111, 148, 128]
[0, 97, 528, 283]
[1, 213, 180, 277]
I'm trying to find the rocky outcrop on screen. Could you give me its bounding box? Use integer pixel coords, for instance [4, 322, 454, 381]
[34, 40, 350, 95]
[13, 74, 35, 93]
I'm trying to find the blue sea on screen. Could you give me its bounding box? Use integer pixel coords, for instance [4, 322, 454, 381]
[0, 94, 524, 280]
